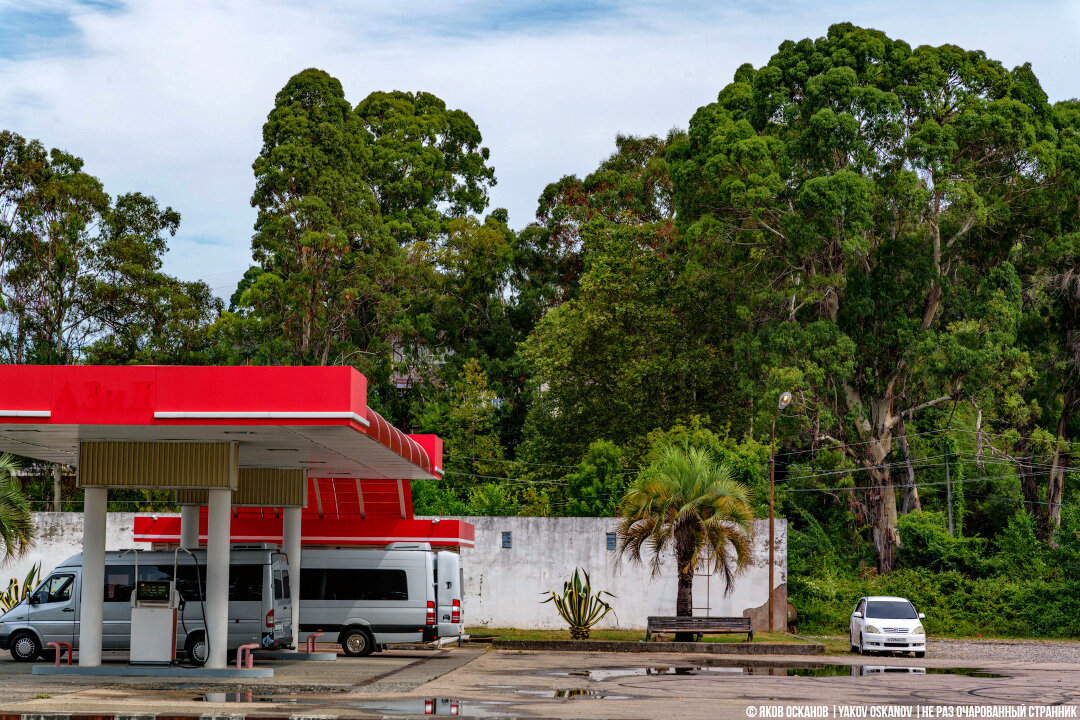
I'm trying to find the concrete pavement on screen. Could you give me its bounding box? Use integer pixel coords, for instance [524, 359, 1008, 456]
[0, 646, 1077, 718]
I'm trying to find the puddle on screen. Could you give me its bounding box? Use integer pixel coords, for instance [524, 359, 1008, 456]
[200, 693, 304, 703]
[200, 695, 514, 717]
[514, 688, 631, 699]
[347, 698, 512, 717]
[550, 665, 1005, 680]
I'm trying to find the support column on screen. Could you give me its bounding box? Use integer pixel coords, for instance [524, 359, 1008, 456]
[180, 504, 200, 549]
[205, 488, 232, 669]
[78, 487, 108, 667]
[283, 506, 302, 651]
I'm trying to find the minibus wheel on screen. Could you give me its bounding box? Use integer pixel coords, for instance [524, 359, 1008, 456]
[185, 632, 208, 666]
[9, 632, 41, 662]
[341, 628, 374, 657]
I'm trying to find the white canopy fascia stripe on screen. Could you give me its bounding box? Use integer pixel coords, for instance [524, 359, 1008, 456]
[154, 411, 371, 427]
[0, 410, 51, 417]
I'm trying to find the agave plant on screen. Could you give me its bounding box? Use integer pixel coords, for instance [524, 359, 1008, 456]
[0, 562, 40, 613]
[541, 568, 615, 640]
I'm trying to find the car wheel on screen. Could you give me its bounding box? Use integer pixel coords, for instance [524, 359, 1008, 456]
[914, 651, 925, 659]
[849, 633, 858, 653]
[185, 632, 208, 666]
[9, 632, 41, 663]
[342, 628, 374, 657]
[858, 633, 868, 656]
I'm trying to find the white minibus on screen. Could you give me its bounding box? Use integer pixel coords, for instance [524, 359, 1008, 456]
[0, 548, 293, 664]
[298, 544, 464, 656]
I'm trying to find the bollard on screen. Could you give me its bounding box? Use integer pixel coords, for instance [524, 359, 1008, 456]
[306, 632, 324, 653]
[236, 643, 259, 670]
[47, 641, 73, 666]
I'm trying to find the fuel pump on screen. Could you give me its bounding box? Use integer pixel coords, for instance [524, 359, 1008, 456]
[128, 550, 180, 664]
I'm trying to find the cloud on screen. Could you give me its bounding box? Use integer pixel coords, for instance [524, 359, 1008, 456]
[1, 0, 1077, 296]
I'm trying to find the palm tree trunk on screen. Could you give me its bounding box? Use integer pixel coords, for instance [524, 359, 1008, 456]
[674, 525, 695, 640]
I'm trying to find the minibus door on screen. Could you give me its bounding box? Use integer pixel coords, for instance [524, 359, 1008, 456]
[435, 552, 462, 639]
[29, 572, 78, 649]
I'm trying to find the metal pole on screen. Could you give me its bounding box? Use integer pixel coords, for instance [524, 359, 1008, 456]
[946, 450, 954, 536]
[283, 506, 302, 651]
[769, 413, 777, 633]
[180, 504, 200, 549]
[205, 488, 232, 669]
[78, 486, 108, 667]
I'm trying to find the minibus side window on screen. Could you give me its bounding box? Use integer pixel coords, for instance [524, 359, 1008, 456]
[273, 570, 284, 601]
[299, 569, 407, 601]
[104, 565, 135, 602]
[280, 570, 291, 601]
[299, 569, 325, 600]
[230, 565, 263, 602]
[34, 574, 75, 604]
[142, 564, 262, 601]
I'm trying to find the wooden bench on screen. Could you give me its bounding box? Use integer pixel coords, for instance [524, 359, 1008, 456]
[645, 616, 753, 642]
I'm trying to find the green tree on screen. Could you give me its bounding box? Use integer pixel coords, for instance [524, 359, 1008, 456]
[0, 454, 32, 564]
[564, 440, 625, 516]
[668, 23, 1068, 570]
[241, 68, 400, 367]
[617, 445, 755, 621]
[413, 359, 508, 513]
[0, 130, 109, 362]
[0, 130, 216, 365]
[355, 90, 495, 244]
[519, 222, 686, 466]
[85, 193, 221, 364]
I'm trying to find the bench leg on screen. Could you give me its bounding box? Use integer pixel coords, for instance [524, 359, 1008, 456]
[645, 630, 651, 642]
[748, 631, 754, 642]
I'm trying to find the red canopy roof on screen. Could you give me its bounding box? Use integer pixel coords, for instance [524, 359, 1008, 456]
[0, 365, 442, 479]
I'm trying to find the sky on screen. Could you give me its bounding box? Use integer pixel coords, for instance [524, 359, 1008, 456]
[2, 0, 1079, 299]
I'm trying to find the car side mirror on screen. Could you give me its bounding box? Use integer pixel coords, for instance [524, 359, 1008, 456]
[853, 611, 862, 618]
[28, 595, 40, 606]
[918, 613, 925, 620]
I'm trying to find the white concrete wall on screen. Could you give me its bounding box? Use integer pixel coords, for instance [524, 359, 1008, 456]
[5, 513, 786, 632]
[0, 513, 152, 587]
[429, 516, 787, 631]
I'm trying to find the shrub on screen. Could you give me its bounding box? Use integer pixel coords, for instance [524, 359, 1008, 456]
[895, 511, 987, 576]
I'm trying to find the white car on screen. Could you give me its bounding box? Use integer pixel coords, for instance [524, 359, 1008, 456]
[849, 595, 926, 657]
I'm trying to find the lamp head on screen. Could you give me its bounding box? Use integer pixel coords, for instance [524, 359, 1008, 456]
[778, 392, 793, 411]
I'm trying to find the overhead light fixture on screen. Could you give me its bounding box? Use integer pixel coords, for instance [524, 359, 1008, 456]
[5, 428, 40, 433]
[224, 431, 256, 435]
[778, 392, 793, 411]
[267, 448, 299, 452]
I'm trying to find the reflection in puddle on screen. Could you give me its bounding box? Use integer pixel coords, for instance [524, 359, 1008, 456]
[199, 693, 302, 703]
[551, 665, 1005, 680]
[348, 698, 511, 717]
[515, 688, 631, 699]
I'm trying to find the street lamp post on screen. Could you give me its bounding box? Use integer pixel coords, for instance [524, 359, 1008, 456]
[769, 391, 792, 633]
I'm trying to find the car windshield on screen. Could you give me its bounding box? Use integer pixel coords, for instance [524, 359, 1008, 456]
[866, 601, 917, 619]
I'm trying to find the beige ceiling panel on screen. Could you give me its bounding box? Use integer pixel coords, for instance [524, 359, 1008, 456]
[78, 441, 238, 490]
[176, 468, 307, 507]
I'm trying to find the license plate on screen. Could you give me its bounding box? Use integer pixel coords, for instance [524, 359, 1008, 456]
[888, 638, 905, 643]
[275, 623, 283, 632]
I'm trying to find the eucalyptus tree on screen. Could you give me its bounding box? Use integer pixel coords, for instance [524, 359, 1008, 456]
[245, 69, 400, 368]
[0, 131, 215, 365]
[668, 24, 1073, 570]
[355, 90, 495, 245]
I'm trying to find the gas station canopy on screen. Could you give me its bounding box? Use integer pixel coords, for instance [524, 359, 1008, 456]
[0, 364, 472, 672]
[0, 365, 442, 480]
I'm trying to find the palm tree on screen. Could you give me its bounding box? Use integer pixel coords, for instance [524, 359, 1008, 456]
[616, 445, 755, 624]
[0, 454, 34, 564]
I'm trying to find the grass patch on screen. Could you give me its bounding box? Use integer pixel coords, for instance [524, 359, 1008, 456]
[466, 627, 812, 644]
